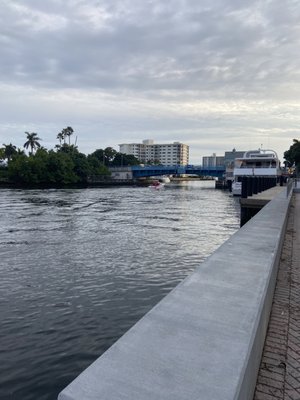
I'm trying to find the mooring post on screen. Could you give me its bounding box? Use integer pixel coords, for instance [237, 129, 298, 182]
[241, 177, 248, 198]
[253, 177, 258, 194]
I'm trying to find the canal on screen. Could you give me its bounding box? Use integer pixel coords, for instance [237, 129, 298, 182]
[0, 181, 240, 400]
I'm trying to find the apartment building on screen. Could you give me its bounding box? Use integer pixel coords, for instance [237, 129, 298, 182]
[224, 149, 246, 181]
[202, 153, 225, 168]
[119, 140, 189, 166]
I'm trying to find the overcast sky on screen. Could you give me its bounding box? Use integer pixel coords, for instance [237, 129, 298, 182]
[1, 0, 300, 163]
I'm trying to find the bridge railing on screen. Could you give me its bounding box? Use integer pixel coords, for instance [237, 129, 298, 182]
[131, 165, 226, 178]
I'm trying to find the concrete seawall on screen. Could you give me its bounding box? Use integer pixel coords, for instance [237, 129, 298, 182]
[58, 188, 292, 400]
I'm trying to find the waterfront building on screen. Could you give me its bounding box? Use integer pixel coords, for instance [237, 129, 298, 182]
[224, 149, 246, 181]
[224, 149, 246, 169]
[202, 153, 225, 168]
[119, 139, 189, 166]
[203, 149, 246, 190]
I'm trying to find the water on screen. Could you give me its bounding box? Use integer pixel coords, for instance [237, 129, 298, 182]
[0, 181, 240, 400]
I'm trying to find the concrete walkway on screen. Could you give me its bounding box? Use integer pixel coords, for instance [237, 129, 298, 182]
[254, 192, 300, 400]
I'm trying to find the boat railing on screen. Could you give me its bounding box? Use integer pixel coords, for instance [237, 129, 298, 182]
[238, 165, 278, 169]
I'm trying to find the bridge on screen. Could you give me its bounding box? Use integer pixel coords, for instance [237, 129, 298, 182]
[131, 165, 225, 178]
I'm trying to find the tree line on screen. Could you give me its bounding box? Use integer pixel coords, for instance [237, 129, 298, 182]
[0, 128, 140, 186]
[284, 139, 300, 174]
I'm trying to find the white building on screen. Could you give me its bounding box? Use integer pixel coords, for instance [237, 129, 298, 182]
[202, 153, 225, 168]
[119, 140, 189, 166]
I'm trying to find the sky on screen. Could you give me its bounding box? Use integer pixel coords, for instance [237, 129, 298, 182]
[1, 0, 300, 164]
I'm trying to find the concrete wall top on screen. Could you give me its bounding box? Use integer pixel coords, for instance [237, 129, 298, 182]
[58, 188, 291, 400]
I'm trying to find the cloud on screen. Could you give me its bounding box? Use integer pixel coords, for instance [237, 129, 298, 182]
[0, 0, 300, 162]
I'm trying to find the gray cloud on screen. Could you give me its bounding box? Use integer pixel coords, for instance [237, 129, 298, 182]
[1, 0, 299, 93]
[0, 0, 300, 162]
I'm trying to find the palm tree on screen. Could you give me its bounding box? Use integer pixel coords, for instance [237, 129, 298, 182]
[62, 126, 74, 145]
[24, 132, 41, 154]
[57, 131, 64, 146]
[2, 143, 17, 160]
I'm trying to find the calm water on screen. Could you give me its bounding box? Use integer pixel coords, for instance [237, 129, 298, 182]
[0, 181, 240, 400]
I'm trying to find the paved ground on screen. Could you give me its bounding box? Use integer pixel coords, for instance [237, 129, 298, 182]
[254, 192, 300, 400]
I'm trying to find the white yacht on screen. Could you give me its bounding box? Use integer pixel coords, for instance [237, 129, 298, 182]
[232, 149, 280, 196]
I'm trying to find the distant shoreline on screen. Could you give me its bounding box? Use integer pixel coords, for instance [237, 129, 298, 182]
[0, 176, 215, 189]
[0, 180, 134, 189]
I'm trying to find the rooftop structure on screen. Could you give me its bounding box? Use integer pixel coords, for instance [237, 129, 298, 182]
[202, 153, 225, 168]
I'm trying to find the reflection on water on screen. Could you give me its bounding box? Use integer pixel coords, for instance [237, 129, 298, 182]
[0, 181, 240, 399]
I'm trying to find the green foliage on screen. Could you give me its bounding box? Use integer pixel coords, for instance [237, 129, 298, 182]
[57, 143, 78, 154]
[24, 132, 41, 154]
[16, 148, 25, 156]
[2, 143, 17, 160]
[86, 155, 110, 175]
[0, 155, 8, 182]
[0, 168, 8, 182]
[103, 147, 117, 163]
[3, 128, 136, 186]
[38, 149, 79, 184]
[56, 126, 74, 147]
[91, 148, 140, 166]
[8, 149, 77, 185]
[146, 158, 161, 165]
[91, 148, 105, 163]
[111, 153, 140, 166]
[70, 151, 91, 182]
[62, 126, 74, 145]
[284, 139, 300, 170]
[7, 146, 110, 186]
[90, 147, 118, 166]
